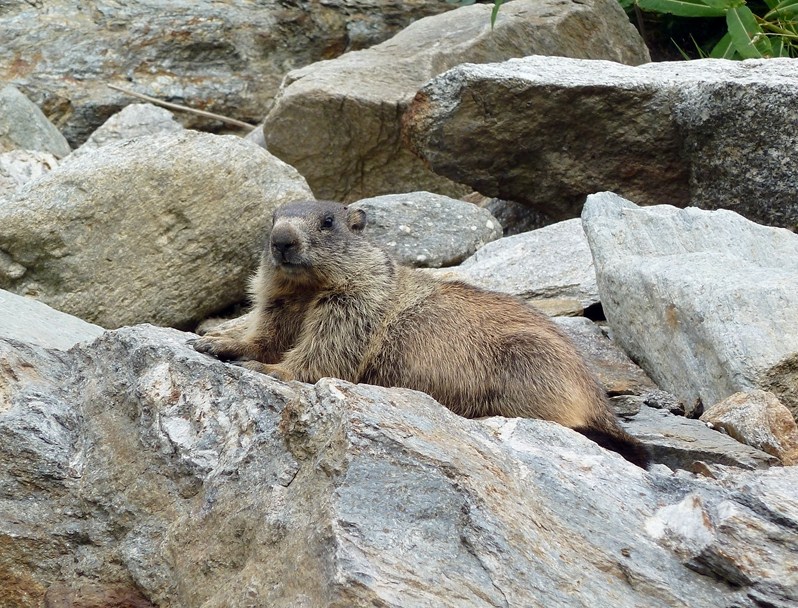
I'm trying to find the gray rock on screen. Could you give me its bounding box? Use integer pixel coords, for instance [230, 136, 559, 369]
[264, 0, 649, 202]
[610, 394, 643, 417]
[65, 103, 183, 163]
[644, 389, 688, 416]
[1, 324, 796, 607]
[623, 405, 779, 471]
[449, 219, 600, 312]
[480, 197, 555, 235]
[404, 56, 798, 229]
[0, 288, 103, 350]
[643, 466, 798, 604]
[554, 316, 658, 397]
[0, 1, 454, 147]
[0, 149, 58, 196]
[701, 390, 798, 465]
[582, 192, 798, 419]
[0, 85, 71, 158]
[0, 130, 312, 328]
[351, 192, 501, 267]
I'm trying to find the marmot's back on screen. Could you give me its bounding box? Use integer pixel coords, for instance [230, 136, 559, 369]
[364, 272, 607, 424]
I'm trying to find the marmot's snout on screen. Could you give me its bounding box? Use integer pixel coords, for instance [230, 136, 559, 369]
[270, 221, 303, 265]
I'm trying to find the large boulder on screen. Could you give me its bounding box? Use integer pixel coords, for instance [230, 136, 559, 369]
[404, 56, 798, 229]
[263, 0, 649, 202]
[1, 324, 796, 607]
[0, 130, 312, 328]
[581, 192, 798, 419]
[0, 1, 454, 147]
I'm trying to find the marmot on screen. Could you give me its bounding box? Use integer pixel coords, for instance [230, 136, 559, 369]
[193, 200, 650, 468]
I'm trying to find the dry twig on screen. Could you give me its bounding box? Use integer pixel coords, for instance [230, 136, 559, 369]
[107, 83, 257, 131]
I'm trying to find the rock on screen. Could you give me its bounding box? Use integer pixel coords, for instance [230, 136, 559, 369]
[264, 0, 649, 203]
[554, 316, 658, 397]
[644, 389, 688, 416]
[350, 191, 501, 268]
[623, 405, 779, 471]
[0, 130, 312, 329]
[0, 1, 454, 147]
[440, 219, 599, 312]
[0, 288, 103, 350]
[0, 85, 71, 158]
[582, 192, 798, 420]
[65, 103, 184, 163]
[701, 391, 798, 466]
[0, 149, 58, 195]
[1, 324, 797, 607]
[643, 468, 798, 603]
[480, 197, 555, 236]
[610, 395, 643, 418]
[404, 56, 798, 229]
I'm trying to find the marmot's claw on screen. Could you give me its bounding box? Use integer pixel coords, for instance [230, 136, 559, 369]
[191, 336, 216, 355]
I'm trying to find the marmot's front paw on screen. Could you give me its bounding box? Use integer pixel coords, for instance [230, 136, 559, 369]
[190, 336, 247, 361]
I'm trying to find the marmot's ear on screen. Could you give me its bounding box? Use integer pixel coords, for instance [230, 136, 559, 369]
[347, 207, 366, 232]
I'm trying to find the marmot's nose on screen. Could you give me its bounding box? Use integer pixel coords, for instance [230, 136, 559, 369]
[271, 237, 294, 256]
[270, 224, 299, 259]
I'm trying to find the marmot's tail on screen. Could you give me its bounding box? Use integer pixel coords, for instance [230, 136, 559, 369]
[573, 425, 651, 469]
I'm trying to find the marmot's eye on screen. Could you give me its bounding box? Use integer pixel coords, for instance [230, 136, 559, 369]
[321, 215, 335, 229]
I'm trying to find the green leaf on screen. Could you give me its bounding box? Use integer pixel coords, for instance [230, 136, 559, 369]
[727, 6, 773, 57]
[771, 36, 788, 56]
[700, 0, 737, 8]
[764, 0, 798, 19]
[709, 32, 738, 57]
[490, 0, 505, 29]
[636, 0, 728, 17]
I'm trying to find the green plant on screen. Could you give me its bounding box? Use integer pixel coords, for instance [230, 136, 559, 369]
[633, 0, 798, 57]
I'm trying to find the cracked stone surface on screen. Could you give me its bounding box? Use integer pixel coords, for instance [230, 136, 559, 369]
[1, 324, 796, 607]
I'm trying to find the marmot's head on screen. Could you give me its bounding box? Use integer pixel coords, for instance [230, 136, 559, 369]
[267, 200, 367, 280]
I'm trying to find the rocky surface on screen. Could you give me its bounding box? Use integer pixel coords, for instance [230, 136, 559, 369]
[582, 192, 798, 418]
[0, 130, 312, 329]
[263, 0, 649, 203]
[701, 390, 798, 465]
[0, 84, 71, 157]
[623, 406, 778, 471]
[351, 191, 501, 267]
[405, 56, 798, 229]
[437, 218, 599, 316]
[0, 0, 454, 147]
[1, 323, 796, 608]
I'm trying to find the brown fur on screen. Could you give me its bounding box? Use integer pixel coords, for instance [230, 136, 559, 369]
[193, 200, 649, 468]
